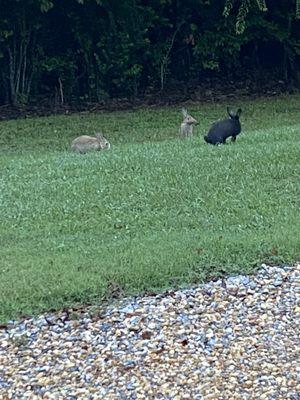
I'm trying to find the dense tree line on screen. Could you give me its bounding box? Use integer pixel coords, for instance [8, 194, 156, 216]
[0, 0, 299, 106]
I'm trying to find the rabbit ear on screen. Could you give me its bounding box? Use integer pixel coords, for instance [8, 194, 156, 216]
[226, 107, 232, 117]
[227, 107, 235, 118]
[182, 108, 188, 117]
[236, 108, 242, 117]
[95, 133, 104, 139]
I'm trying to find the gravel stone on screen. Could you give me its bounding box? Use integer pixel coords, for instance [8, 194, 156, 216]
[0, 263, 299, 399]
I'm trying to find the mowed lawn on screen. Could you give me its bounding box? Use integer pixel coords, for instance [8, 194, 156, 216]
[0, 95, 299, 322]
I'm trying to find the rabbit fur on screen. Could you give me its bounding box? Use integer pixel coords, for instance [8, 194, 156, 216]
[204, 108, 242, 145]
[180, 108, 198, 138]
[71, 133, 110, 154]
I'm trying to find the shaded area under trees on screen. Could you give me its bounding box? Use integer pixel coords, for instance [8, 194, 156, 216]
[0, 0, 299, 108]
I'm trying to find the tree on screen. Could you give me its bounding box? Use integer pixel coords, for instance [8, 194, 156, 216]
[0, 0, 299, 105]
[224, 0, 300, 34]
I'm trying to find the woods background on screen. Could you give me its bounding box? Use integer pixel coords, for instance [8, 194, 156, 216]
[0, 0, 299, 107]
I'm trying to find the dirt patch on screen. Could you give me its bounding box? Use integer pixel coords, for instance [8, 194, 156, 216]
[0, 78, 298, 120]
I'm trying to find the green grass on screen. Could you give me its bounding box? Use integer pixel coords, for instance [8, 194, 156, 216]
[0, 94, 299, 322]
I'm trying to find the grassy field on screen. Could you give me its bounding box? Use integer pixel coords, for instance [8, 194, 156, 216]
[0, 94, 299, 322]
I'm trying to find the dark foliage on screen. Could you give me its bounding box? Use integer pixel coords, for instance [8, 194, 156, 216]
[0, 0, 299, 106]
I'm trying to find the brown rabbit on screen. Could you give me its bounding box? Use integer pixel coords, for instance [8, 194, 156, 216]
[71, 133, 110, 154]
[180, 108, 198, 138]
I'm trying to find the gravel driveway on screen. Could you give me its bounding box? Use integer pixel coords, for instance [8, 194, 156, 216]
[0, 263, 299, 399]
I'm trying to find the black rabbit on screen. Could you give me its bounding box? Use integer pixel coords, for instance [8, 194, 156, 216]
[204, 108, 242, 145]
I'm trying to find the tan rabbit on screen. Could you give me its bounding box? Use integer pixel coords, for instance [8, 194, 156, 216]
[180, 108, 198, 138]
[71, 133, 110, 154]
